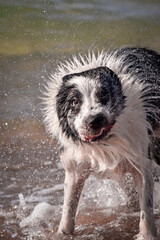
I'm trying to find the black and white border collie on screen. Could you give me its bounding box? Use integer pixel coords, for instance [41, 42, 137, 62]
[43, 47, 160, 240]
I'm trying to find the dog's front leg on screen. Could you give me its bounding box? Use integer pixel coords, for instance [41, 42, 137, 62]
[58, 170, 88, 235]
[133, 166, 157, 240]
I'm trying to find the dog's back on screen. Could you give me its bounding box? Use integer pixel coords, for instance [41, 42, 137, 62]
[115, 47, 160, 129]
[115, 47, 160, 166]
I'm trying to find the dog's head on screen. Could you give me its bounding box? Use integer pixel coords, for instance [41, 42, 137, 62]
[56, 66, 126, 143]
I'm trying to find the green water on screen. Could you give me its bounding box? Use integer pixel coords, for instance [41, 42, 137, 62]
[0, 0, 160, 57]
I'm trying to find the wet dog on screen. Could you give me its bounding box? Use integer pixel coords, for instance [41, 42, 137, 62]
[43, 47, 160, 239]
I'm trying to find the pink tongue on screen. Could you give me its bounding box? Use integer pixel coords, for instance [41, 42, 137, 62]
[83, 128, 103, 142]
[83, 124, 114, 142]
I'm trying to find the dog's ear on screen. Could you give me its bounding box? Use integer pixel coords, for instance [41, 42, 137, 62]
[89, 66, 115, 79]
[93, 67, 122, 93]
[92, 67, 118, 84]
[62, 66, 116, 83]
[62, 73, 76, 82]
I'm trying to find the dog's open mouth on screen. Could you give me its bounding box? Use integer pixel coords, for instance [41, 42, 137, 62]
[83, 122, 115, 142]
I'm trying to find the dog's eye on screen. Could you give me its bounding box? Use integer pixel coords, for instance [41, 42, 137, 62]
[96, 86, 110, 105]
[71, 98, 79, 106]
[97, 89, 110, 105]
[101, 94, 109, 105]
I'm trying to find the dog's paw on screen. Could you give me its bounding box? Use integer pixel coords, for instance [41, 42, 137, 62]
[58, 221, 74, 236]
[133, 233, 157, 240]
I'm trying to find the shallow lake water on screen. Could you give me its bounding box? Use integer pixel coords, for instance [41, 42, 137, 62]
[0, 0, 160, 239]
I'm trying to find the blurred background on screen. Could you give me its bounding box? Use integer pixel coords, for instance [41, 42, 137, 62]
[0, 1, 160, 239]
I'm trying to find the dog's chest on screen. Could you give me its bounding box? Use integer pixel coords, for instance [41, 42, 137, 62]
[61, 136, 132, 177]
[79, 138, 129, 171]
[86, 143, 123, 172]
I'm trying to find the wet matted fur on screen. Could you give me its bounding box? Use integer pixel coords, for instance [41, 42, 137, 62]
[43, 47, 160, 239]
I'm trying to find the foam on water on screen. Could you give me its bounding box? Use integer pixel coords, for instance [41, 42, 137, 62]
[17, 176, 127, 239]
[17, 174, 160, 239]
[20, 202, 57, 228]
[18, 195, 61, 239]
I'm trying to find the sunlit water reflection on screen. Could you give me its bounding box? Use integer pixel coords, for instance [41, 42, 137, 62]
[0, 0, 160, 239]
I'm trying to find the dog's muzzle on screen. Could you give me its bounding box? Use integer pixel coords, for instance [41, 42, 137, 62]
[83, 114, 115, 142]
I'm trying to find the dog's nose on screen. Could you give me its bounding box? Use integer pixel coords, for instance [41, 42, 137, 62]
[88, 114, 107, 130]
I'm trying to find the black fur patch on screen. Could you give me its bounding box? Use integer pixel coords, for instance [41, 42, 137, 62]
[116, 47, 160, 129]
[56, 84, 82, 142]
[94, 67, 126, 116]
